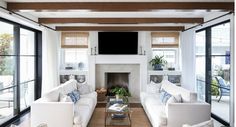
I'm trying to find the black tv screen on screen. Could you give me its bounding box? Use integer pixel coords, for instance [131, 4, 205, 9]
[98, 32, 138, 55]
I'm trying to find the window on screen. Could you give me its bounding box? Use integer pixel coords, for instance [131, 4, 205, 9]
[61, 32, 89, 70]
[0, 18, 42, 126]
[151, 32, 180, 69]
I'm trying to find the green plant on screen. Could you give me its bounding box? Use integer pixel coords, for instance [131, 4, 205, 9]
[211, 79, 219, 96]
[149, 55, 167, 67]
[111, 87, 131, 97]
[0, 33, 13, 75]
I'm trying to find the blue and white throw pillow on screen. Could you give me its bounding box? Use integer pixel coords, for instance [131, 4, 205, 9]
[67, 90, 80, 104]
[160, 89, 172, 105]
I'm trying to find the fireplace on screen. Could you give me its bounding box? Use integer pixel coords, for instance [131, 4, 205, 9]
[105, 73, 130, 96]
[95, 64, 141, 98]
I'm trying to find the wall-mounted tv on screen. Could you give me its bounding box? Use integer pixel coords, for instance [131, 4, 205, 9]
[98, 32, 138, 55]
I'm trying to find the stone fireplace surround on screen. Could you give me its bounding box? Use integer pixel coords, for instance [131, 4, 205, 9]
[88, 55, 148, 99]
[96, 64, 140, 98]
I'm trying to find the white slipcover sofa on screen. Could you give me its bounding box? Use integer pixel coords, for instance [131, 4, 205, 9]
[141, 80, 211, 127]
[31, 79, 97, 127]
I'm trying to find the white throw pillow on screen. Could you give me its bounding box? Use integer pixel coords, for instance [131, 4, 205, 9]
[147, 81, 162, 93]
[43, 90, 60, 102]
[61, 79, 78, 94]
[78, 83, 92, 95]
[59, 93, 72, 102]
[182, 119, 214, 127]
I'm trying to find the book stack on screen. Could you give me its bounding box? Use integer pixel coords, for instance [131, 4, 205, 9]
[108, 103, 128, 119]
[108, 103, 127, 112]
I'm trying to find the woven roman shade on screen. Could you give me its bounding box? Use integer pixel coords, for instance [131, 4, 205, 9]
[61, 32, 89, 48]
[151, 32, 179, 48]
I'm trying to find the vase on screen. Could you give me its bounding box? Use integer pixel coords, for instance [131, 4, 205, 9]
[115, 94, 120, 101]
[154, 64, 163, 70]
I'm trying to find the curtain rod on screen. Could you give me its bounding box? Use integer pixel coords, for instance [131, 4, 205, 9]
[183, 11, 233, 32]
[0, 6, 56, 31]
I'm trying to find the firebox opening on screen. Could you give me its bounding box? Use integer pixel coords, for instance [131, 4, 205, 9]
[105, 73, 130, 96]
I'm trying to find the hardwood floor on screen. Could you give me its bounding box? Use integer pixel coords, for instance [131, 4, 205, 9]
[16, 107, 151, 127]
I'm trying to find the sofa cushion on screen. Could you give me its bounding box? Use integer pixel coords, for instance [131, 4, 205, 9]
[74, 105, 92, 127]
[144, 100, 167, 126]
[147, 81, 162, 93]
[61, 79, 78, 95]
[59, 93, 72, 102]
[161, 80, 197, 103]
[78, 83, 92, 95]
[43, 87, 61, 102]
[75, 97, 95, 109]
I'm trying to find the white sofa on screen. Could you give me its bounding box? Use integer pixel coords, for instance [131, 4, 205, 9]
[141, 80, 211, 127]
[31, 79, 97, 127]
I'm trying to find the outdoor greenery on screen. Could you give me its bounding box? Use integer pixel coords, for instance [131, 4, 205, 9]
[149, 55, 167, 67]
[0, 33, 13, 75]
[211, 79, 219, 96]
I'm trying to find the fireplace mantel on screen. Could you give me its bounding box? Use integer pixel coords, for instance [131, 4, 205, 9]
[88, 55, 148, 98]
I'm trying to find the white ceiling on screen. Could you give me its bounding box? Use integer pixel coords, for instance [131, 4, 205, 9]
[3, 0, 234, 2]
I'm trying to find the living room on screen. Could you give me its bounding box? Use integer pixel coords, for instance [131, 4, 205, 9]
[0, 0, 235, 127]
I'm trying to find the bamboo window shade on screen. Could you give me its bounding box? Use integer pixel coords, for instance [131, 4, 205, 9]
[151, 32, 179, 48]
[61, 32, 89, 48]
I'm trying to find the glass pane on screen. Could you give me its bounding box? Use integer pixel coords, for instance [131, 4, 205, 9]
[212, 23, 230, 55]
[0, 87, 15, 125]
[20, 28, 35, 55]
[0, 56, 15, 125]
[20, 81, 35, 111]
[20, 57, 35, 82]
[64, 49, 88, 70]
[0, 21, 14, 55]
[211, 22, 230, 123]
[152, 50, 176, 68]
[195, 30, 206, 101]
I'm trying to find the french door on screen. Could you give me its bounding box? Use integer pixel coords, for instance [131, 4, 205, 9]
[0, 18, 42, 126]
[195, 21, 231, 126]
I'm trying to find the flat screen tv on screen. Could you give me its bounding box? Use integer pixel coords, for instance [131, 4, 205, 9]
[98, 32, 138, 55]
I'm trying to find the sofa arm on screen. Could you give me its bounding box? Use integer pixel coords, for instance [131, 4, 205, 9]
[31, 101, 74, 127]
[167, 103, 211, 127]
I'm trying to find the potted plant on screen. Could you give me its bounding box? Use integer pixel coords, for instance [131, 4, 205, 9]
[111, 87, 131, 102]
[149, 55, 167, 70]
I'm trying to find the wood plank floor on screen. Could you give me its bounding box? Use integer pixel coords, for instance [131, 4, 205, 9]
[17, 107, 151, 127]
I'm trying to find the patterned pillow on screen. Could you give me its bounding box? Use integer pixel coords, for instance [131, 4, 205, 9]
[160, 89, 172, 104]
[67, 90, 80, 103]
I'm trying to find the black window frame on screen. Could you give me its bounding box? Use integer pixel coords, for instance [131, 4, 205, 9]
[196, 20, 231, 126]
[0, 17, 42, 127]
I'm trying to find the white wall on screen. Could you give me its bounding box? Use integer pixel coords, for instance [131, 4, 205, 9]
[180, 29, 196, 91]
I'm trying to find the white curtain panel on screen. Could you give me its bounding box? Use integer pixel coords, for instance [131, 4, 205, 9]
[42, 28, 60, 95]
[180, 29, 196, 92]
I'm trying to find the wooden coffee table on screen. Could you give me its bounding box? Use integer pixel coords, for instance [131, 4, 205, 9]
[105, 98, 131, 127]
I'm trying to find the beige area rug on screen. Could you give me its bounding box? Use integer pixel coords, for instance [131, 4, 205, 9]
[18, 107, 151, 127]
[88, 107, 151, 127]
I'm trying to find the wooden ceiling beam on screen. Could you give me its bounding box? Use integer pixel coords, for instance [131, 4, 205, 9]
[39, 18, 204, 24]
[7, 2, 234, 12]
[55, 26, 185, 31]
